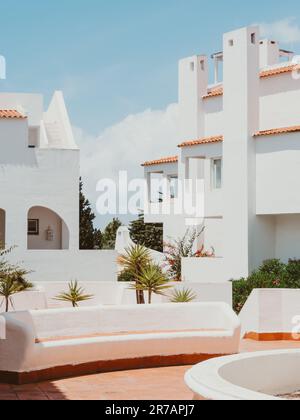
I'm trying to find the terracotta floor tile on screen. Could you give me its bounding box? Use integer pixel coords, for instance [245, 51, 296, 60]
[0, 393, 18, 400]
[0, 384, 13, 391]
[17, 392, 49, 401]
[2, 339, 300, 400]
[45, 393, 68, 401]
[11, 383, 41, 392]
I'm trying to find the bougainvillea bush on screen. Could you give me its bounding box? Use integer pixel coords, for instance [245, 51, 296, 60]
[164, 228, 215, 282]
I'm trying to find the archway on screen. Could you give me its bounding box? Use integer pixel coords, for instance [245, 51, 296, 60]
[27, 206, 69, 250]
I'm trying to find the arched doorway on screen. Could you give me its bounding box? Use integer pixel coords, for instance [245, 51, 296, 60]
[0, 209, 5, 249]
[27, 206, 69, 250]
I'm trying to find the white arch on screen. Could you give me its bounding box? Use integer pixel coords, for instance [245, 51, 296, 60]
[27, 206, 69, 250]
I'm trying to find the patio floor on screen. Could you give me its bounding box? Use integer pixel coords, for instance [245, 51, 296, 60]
[1, 339, 300, 400]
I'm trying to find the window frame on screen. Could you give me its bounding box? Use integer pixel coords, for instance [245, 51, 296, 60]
[28, 219, 40, 236]
[211, 158, 223, 190]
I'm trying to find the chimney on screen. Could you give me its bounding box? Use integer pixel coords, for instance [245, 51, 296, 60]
[259, 39, 280, 67]
[178, 55, 208, 140]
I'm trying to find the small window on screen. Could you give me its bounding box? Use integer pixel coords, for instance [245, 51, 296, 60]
[170, 176, 179, 199]
[28, 127, 39, 148]
[229, 39, 234, 47]
[190, 62, 195, 72]
[200, 60, 205, 71]
[251, 33, 256, 45]
[28, 219, 39, 236]
[212, 159, 222, 189]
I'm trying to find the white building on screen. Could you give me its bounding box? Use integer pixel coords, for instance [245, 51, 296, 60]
[0, 91, 117, 283]
[142, 25, 300, 283]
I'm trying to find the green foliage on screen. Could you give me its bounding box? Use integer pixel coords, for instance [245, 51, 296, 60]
[164, 228, 204, 282]
[55, 280, 94, 308]
[129, 213, 163, 252]
[130, 264, 171, 304]
[118, 269, 133, 283]
[232, 259, 300, 314]
[0, 247, 33, 312]
[170, 288, 197, 303]
[118, 245, 152, 304]
[80, 179, 103, 250]
[102, 218, 122, 250]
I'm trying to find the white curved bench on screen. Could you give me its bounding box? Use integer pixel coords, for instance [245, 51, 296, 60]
[185, 349, 300, 400]
[0, 303, 240, 384]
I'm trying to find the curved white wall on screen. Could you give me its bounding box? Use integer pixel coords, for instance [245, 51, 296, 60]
[185, 350, 300, 400]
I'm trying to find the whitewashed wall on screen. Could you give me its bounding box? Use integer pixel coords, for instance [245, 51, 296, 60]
[8, 250, 118, 284]
[0, 280, 232, 312]
[239, 289, 300, 336]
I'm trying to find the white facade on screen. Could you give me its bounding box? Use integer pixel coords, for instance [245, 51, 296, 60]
[142, 26, 300, 282]
[0, 91, 117, 283]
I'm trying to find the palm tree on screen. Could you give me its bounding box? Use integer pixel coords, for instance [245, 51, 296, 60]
[131, 264, 171, 304]
[54, 281, 93, 308]
[170, 288, 197, 303]
[0, 271, 33, 312]
[117, 245, 152, 304]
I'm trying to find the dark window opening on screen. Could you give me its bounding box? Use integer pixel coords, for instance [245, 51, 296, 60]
[28, 219, 39, 236]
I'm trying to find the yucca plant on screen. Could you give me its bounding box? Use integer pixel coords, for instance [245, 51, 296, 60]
[170, 288, 197, 303]
[0, 246, 32, 313]
[0, 270, 33, 312]
[118, 245, 152, 304]
[130, 264, 171, 304]
[54, 281, 93, 308]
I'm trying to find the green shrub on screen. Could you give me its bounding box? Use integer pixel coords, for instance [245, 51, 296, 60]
[118, 269, 133, 283]
[232, 259, 300, 314]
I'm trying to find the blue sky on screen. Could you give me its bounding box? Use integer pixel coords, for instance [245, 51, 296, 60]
[1, 1, 300, 227]
[1, 0, 300, 135]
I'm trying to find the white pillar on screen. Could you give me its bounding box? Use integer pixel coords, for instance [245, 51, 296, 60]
[222, 26, 260, 279]
[145, 171, 151, 204]
[214, 58, 219, 84]
[178, 55, 208, 140]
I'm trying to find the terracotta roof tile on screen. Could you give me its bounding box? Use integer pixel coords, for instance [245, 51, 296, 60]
[203, 64, 300, 99]
[260, 64, 299, 78]
[142, 156, 178, 167]
[178, 135, 223, 148]
[203, 87, 224, 99]
[254, 125, 300, 137]
[0, 110, 26, 119]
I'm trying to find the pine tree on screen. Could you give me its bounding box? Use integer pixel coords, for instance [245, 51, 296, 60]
[129, 213, 163, 252]
[79, 179, 103, 249]
[102, 218, 122, 250]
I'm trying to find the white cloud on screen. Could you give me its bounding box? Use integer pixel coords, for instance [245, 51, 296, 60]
[74, 103, 180, 227]
[260, 18, 300, 45]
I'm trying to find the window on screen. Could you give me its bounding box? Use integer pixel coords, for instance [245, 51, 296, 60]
[190, 62, 195, 72]
[28, 219, 39, 236]
[229, 39, 234, 47]
[251, 33, 256, 45]
[212, 159, 222, 189]
[170, 176, 179, 199]
[28, 127, 39, 148]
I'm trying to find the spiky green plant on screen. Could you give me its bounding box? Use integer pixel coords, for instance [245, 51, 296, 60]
[54, 281, 94, 308]
[170, 288, 197, 303]
[117, 245, 152, 304]
[0, 246, 33, 312]
[130, 264, 171, 304]
[0, 270, 33, 312]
